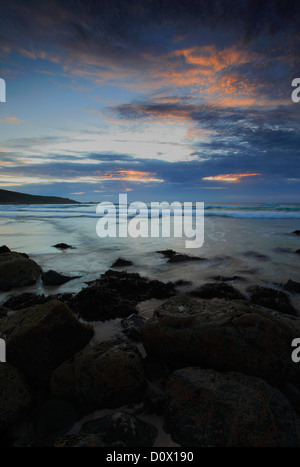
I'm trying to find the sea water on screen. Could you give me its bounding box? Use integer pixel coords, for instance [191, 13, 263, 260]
[0, 202, 299, 311]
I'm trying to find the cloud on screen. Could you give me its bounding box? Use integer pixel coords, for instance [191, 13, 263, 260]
[202, 173, 262, 182]
[0, 117, 22, 124]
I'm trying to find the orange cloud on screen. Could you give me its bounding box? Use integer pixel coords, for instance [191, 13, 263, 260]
[203, 173, 262, 182]
[0, 117, 22, 124]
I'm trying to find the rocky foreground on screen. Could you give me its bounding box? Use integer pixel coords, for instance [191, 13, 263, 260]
[0, 246, 300, 447]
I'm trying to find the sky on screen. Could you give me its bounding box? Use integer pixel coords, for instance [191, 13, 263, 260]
[0, 0, 300, 203]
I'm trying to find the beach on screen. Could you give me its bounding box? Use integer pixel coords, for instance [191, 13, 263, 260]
[0, 202, 300, 447]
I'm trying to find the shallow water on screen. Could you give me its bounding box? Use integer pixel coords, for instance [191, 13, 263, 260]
[0, 203, 299, 311]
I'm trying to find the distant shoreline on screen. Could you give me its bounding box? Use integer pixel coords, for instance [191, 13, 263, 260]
[0, 188, 80, 205]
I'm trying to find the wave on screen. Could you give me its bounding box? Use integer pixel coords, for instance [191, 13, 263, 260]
[0, 203, 300, 220]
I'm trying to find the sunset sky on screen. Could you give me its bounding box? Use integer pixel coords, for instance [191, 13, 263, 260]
[0, 0, 299, 202]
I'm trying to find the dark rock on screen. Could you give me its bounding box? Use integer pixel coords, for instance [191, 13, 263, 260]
[53, 433, 105, 447]
[143, 392, 167, 415]
[0, 299, 93, 387]
[87, 269, 175, 302]
[42, 270, 79, 286]
[111, 258, 133, 267]
[190, 282, 245, 300]
[165, 367, 300, 447]
[81, 411, 157, 447]
[69, 286, 137, 322]
[212, 275, 245, 282]
[2, 292, 74, 311]
[167, 254, 206, 263]
[51, 340, 145, 413]
[0, 252, 41, 291]
[174, 279, 192, 286]
[0, 245, 10, 254]
[142, 295, 300, 385]
[156, 249, 177, 258]
[36, 400, 79, 442]
[296, 249, 300, 255]
[243, 250, 270, 261]
[283, 280, 300, 294]
[292, 230, 300, 236]
[52, 243, 75, 250]
[0, 363, 32, 433]
[247, 285, 297, 315]
[0, 306, 8, 317]
[72, 270, 175, 321]
[121, 314, 146, 341]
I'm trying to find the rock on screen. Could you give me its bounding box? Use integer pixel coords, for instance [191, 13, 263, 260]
[143, 391, 167, 415]
[156, 249, 177, 258]
[0, 363, 32, 433]
[121, 314, 146, 341]
[71, 270, 175, 321]
[142, 296, 300, 385]
[190, 282, 245, 300]
[0, 245, 10, 254]
[69, 286, 137, 322]
[41, 270, 79, 286]
[0, 252, 41, 291]
[52, 243, 75, 250]
[296, 249, 300, 255]
[86, 270, 175, 302]
[167, 254, 205, 263]
[81, 411, 157, 447]
[2, 292, 74, 311]
[292, 230, 300, 236]
[0, 299, 93, 386]
[165, 367, 300, 447]
[284, 280, 300, 294]
[111, 258, 133, 267]
[0, 306, 8, 317]
[35, 400, 79, 442]
[212, 275, 245, 282]
[243, 250, 270, 261]
[247, 285, 297, 315]
[53, 433, 105, 447]
[51, 339, 145, 413]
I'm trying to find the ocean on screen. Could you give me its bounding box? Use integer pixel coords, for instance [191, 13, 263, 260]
[0, 202, 299, 311]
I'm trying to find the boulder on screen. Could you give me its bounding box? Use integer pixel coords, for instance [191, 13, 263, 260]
[71, 270, 175, 321]
[296, 249, 300, 255]
[167, 254, 205, 263]
[142, 296, 300, 385]
[121, 314, 146, 341]
[0, 245, 10, 254]
[247, 285, 297, 315]
[51, 339, 145, 413]
[165, 367, 300, 447]
[0, 363, 32, 433]
[81, 411, 157, 446]
[2, 292, 74, 311]
[291, 230, 300, 236]
[52, 243, 75, 250]
[53, 433, 105, 447]
[284, 280, 300, 294]
[0, 299, 93, 386]
[41, 270, 79, 286]
[0, 252, 41, 290]
[111, 258, 133, 267]
[190, 282, 245, 300]
[69, 286, 137, 322]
